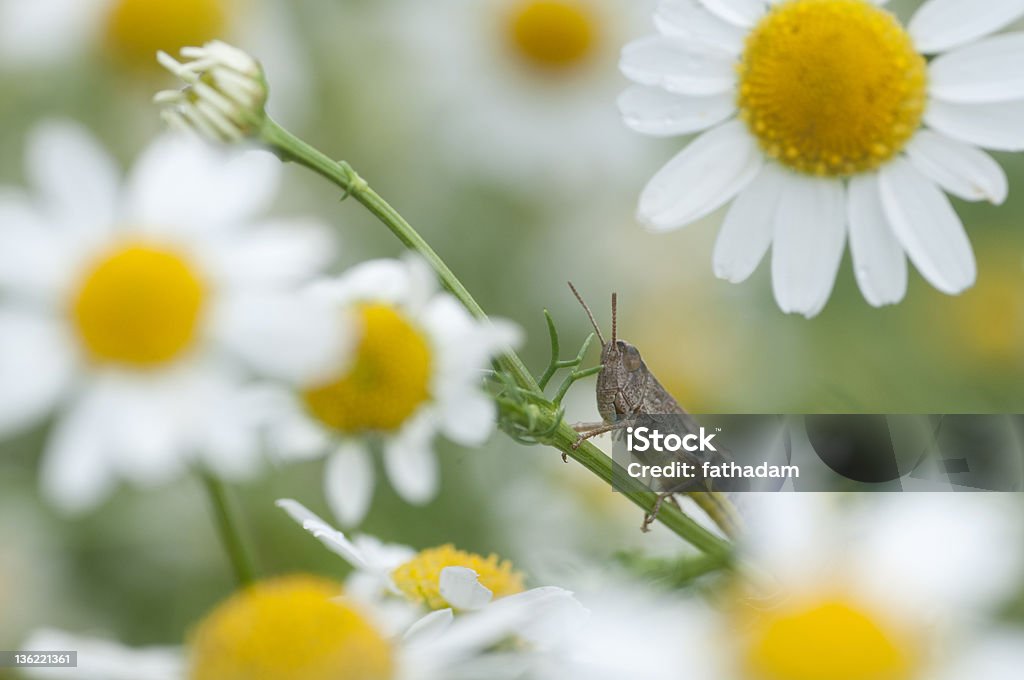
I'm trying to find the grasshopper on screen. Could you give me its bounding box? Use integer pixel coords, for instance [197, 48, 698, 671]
[567, 282, 741, 536]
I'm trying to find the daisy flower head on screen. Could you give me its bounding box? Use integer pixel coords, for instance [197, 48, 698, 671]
[0, 121, 345, 513]
[268, 256, 522, 527]
[621, 0, 1024, 317]
[654, 494, 1024, 680]
[392, 0, 653, 190]
[22, 502, 580, 680]
[23, 571, 578, 680]
[155, 40, 268, 142]
[277, 499, 534, 614]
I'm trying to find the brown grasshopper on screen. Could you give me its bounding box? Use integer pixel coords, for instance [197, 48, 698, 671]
[566, 282, 740, 536]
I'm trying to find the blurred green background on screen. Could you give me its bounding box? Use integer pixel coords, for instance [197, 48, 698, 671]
[2, 0, 1023, 666]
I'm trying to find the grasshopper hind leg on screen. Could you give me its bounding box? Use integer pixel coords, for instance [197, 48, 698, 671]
[568, 419, 634, 455]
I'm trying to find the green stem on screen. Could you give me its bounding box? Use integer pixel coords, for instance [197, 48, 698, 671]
[258, 118, 731, 562]
[261, 117, 537, 392]
[549, 424, 732, 562]
[201, 473, 256, 586]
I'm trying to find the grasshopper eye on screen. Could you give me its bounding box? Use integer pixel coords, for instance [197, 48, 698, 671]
[624, 345, 643, 372]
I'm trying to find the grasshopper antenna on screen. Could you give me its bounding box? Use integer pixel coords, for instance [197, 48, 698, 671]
[611, 293, 617, 345]
[567, 281, 605, 345]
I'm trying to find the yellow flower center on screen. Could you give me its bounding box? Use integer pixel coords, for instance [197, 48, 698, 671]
[737, 0, 927, 177]
[506, 0, 597, 71]
[189, 575, 394, 680]
[744, 597, 919, 680]
[104, 0, 230, 67]
[70, 242, 206, 367]
[302, 303, 432, 434]
[391, 544, 525, 610]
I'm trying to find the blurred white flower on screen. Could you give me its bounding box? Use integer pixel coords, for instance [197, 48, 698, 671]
[266, 256, 521, 527]
[0, 0, 308, 121]
[277, 498, 564, 619]
[155, 40, 267, 142]
[0, 121, 345, 513]
[623, 0, 1024, 317]
[389, 0, 653, 191]
[23, 572, 579, 680]
[532, 580, 721, 680]
[558, 494, 1024, 680]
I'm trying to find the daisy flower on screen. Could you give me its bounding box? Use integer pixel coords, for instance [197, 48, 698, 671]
[575, 494, 1024, 680]
[266, 256, 521, 527]
[0, 0, 308, 121]
[390, 0, 653, 190]
[22, 572, 578, 680]
[621, 0, 1024, 317]
[277, 498, 554, 615]
[22, 501, 581, 680]
[155, 40, 268, 143]
[0, 121, 345, 513]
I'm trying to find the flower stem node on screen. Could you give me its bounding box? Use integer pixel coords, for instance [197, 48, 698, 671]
[336, 161, 369, 201]
[155, 40, 268, 142]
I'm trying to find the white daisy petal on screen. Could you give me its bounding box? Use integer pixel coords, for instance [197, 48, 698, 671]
[620, 35, 736, 96]
[403, 608, 455, 643]
[0, 191, 72, 297]
[439, 389, 496, 447]
[906, 131, 1008, 204]
[325, 442, 376, 528]
[712, 164, 787, 283]
[22, 628, 183, 680]
[200, 148, 283, 228]
[655, 0, 748, 54]
[196, 387, 264, 480]
[771, 175, 847, 318]
[400, 252, 441, 314]
[100, 378, 186, 487]
[909, 0, 1024, 54]
[697, 0, 766, 27]
[937, 632, 1024, 680]
[618, 86, 736, 137]
[847, 174, 908, 307]
[209, 218, 338, 287]
[929, 33, 1024, 103]
[307, 258, 413, 307]
[440, 566, 494, 611]
[738, 494, 839, 585]
[852, 495, 1024, 614]
[383, 415, 439, 506]
[39, 389, 116, 514]
[638, 120, 763, 231]
[259, 390, 331, 462]
[275, 497, 369, 569]
[25, 120, 119, 235]
[212, 291, 351, 384]
[0, 310, 76, 436]
[924, 99, 1024, 152]
[406, 587, 579, 666]
[878, 157, 976, 295]
[125, 135, 281, 231]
